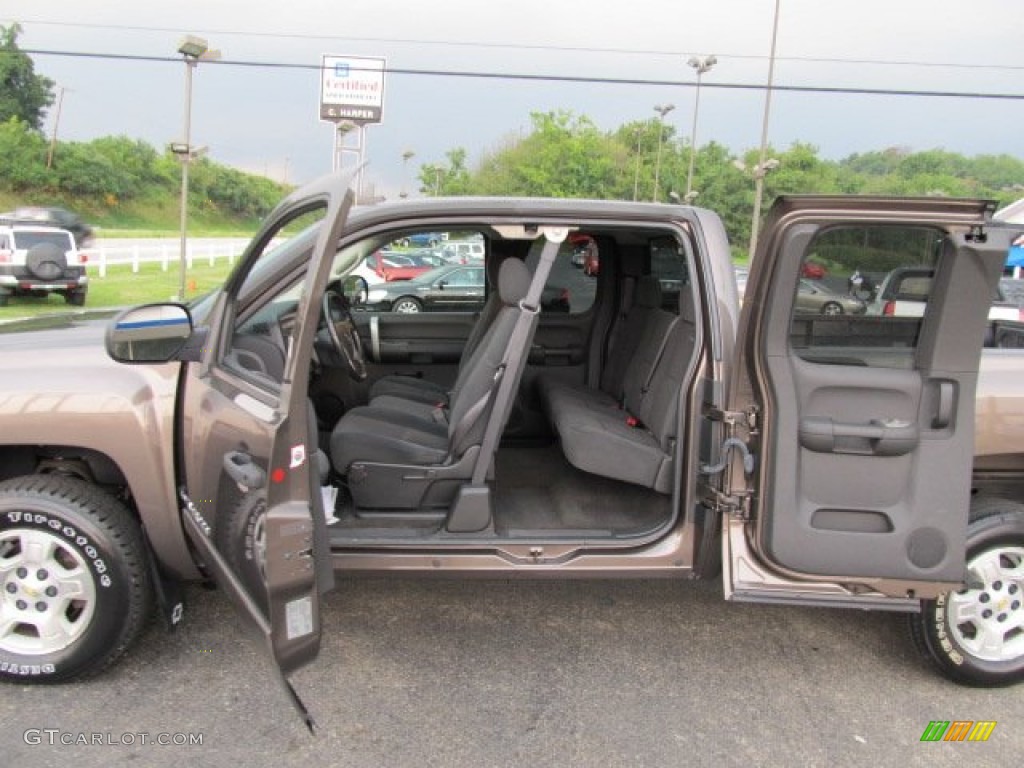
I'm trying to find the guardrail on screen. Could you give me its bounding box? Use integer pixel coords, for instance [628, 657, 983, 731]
[86, 238, 251, 277]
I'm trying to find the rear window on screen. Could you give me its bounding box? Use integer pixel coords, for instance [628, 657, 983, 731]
[11, 230, 74, 251]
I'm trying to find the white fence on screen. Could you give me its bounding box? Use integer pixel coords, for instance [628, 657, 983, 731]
[87, 238, 251, 277]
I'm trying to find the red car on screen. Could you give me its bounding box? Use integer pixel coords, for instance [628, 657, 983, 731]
[366, 251, 433, 282]
[801, 261, 827, 279]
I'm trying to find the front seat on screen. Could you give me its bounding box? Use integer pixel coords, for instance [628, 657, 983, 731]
[330, 258, 533, 509]
[367, 241, 531, 408]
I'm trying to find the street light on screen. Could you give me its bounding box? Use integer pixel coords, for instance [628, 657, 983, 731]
[632, 125, 643, 202]
[652, 103, 675, 202]
[685, 55, 716, 198]
[736, 157, 781, 258]
[175, 35, 220, 302]
[401, 150, 415, 198]
[748, 0, 782, 263]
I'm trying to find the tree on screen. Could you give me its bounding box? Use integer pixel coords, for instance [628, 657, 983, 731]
[0, 24, 55, 131]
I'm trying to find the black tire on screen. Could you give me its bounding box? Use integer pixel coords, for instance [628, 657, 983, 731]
[0, 476, 152, 683]
[216, 493, 268, 612]
[392, 297, 422, 314]
[908, 496, 1024, 686]
[820, 301, 843, 316]
[25, 243, 67, 281]
[64, 290, 87, 307]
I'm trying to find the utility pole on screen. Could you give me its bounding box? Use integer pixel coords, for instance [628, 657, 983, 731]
[46, 86, 68, 170]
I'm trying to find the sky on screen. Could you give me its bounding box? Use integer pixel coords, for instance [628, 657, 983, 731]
[4, 0, 1024, 200]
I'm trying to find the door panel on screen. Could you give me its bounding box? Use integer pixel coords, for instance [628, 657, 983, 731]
[730, 197, 1009, 590]
[352, 312, 476, 394]
[179, 171, 355, 719]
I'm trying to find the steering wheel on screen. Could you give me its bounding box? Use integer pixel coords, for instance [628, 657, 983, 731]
[322, 290, 367, 381]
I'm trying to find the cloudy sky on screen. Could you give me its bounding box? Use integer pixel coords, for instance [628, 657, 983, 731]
[5, 0, 1023, 198]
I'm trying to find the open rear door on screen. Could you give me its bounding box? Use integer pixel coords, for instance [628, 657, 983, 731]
[723, 197, 1010, 606]
[177, 170, 355, 728]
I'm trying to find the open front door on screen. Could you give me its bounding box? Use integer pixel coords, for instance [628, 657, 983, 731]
[724, 197, 1010, 605]
[177, 171, 355, 728]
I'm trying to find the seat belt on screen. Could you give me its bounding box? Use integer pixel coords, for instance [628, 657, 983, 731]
[594, 273, 635, 389]
[470, 235, 563, 485]
[641, 315, 680, 396]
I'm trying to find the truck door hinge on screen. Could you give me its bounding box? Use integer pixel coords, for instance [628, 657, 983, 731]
[700, 486, 753, 521]
[704, 404, 758, 431]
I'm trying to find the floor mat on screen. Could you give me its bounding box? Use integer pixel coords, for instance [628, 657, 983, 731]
[494, 443, 671, 534]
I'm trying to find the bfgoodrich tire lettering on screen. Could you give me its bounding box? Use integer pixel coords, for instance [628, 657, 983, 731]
[909, 496, 1024, 686]
[0, 476, 152, 683]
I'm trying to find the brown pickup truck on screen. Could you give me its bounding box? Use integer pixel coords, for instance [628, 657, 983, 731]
[0, 175, 1022, 726]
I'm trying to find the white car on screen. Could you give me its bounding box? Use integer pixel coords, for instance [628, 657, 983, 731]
[869, 266, 1022, 321]
[0, 224, 88, 306]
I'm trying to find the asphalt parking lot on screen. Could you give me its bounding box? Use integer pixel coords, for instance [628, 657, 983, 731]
[2, 576, 1021, 767]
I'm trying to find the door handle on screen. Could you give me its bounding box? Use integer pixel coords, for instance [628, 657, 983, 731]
[223, 451, 266, 490]
[932, 380, 955, 429]
[799, 416, 919, 456]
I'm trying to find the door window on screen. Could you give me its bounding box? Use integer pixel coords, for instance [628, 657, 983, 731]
[789, 225, 943, 369]
[221, 207, 327, 386]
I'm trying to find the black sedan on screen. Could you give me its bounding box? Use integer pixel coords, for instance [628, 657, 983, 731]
[362, 263, 571, 314]
[364, 264, 487, 313]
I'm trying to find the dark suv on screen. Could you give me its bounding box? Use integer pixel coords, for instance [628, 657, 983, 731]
[0, 207, 94, 248]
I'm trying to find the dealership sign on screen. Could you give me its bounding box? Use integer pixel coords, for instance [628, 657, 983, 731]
[320, 55, 386, 123]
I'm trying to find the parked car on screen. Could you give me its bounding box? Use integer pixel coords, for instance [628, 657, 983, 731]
[365, 264, 487, 313]
[440, 240, 485, 264]
[0, 206, 94, 248]
[396, 232, 445, 248]
[801, 261, 827, 279]
[869, 266, 1024, 321]
[795, 279, 866, 315]
[364, 263, 569, 313]
[364, 251, 434, 282]
[0, 224, 88, 306]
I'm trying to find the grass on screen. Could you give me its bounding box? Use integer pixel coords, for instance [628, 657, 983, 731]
[0, 260, 236, 322]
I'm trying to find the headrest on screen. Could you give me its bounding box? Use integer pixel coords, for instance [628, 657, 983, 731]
[498, 258, 532, 305]
[635, 275, 663, 309]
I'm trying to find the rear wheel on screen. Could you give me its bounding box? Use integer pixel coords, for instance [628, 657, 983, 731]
[64, 290, 86, 307]
[820, 301, 843, 316]
[0, 476, 152, 683]
[909, 496, 1024, 686]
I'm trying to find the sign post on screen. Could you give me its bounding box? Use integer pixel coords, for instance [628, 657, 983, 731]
[320, 55, 386, 202]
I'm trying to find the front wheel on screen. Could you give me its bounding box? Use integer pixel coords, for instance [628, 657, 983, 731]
[392, 297, 422, 314]
[0, 476, 152, 683]
[821, 301, 843, 316]
[909, 496, 1024, 686]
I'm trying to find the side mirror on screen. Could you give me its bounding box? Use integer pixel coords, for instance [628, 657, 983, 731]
[437, 280, 448, 290]
[106, 303, 193, 364]
[342, 274, 368, 305]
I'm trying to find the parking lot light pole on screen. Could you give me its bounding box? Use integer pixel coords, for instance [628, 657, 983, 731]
[652, 104, 675, 202]
[176, 36, 219, 302]
[748, 0, 781, 263]
[685, 55, 716, 198]
[401, 150, 415, 198]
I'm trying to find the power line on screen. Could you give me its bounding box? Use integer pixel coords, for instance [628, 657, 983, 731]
[20, 47, 1024, 103]
[7, 17, 1024, 72]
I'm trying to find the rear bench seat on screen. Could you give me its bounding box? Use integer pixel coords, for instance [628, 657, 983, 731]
[540, 280, 697, 493]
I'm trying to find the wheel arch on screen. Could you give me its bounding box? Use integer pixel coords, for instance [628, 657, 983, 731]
[0, 441, 200, 581]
